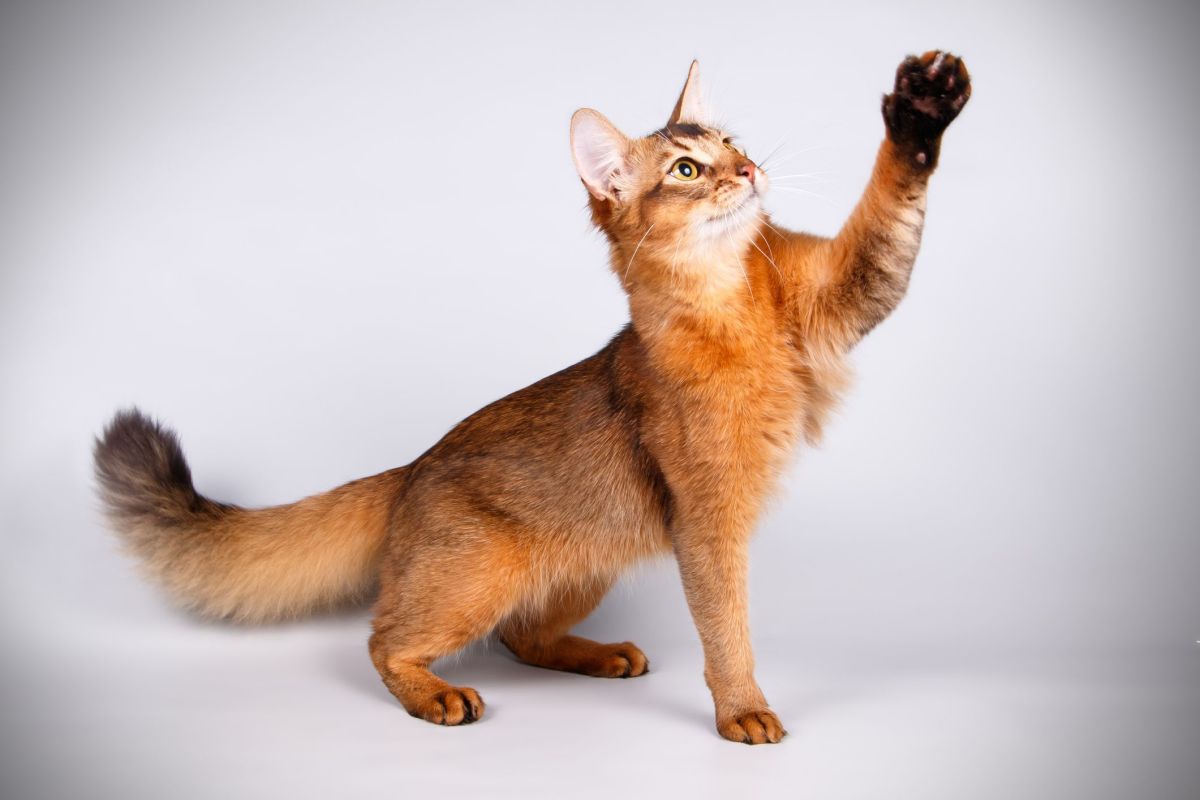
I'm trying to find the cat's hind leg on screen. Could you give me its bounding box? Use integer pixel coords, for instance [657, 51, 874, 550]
[498, 576, 649, 678]
[368, 643, 485, 725]
[368, 535, 528, 725]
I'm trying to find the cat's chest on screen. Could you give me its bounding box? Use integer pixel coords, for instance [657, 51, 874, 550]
[650, 322, 810, 457]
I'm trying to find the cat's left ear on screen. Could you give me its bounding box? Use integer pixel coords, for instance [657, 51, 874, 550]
[667, 60, 706, 126]
[571, 109, 631, 202]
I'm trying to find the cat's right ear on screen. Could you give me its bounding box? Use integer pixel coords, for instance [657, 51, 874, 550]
[570, 109, 630, 202]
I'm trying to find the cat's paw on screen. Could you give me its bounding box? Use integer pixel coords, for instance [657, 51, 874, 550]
[883, 50, 971, 168]
[717, 709, 787, 745]
[595, 642, 650, 678]
[405, 686, 485, 726]
[566, 641, 650, 678]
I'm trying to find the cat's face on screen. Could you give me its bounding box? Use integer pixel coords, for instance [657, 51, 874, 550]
[619, 122, 765, 240]
[571, 62, 769, 290]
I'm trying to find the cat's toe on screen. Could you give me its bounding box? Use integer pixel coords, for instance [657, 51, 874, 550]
[892, 50, 971, 123]
[407, 687, 485, 726]
[718, 709, 787, 745]
[595, 642, 649, 678]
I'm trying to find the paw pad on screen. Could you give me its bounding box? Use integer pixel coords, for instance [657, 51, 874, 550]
[882, 50, 971, 167]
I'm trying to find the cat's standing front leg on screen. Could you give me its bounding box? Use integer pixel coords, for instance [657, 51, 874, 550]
[672, 507, 786, 745]
[800, 51, 971, 346]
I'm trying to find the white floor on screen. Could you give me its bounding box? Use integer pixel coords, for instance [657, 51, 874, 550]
[5, 606, 1197, 800]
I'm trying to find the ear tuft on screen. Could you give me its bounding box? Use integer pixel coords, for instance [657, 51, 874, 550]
[570, 109, 630, 201]
[667, 60, 706, 126]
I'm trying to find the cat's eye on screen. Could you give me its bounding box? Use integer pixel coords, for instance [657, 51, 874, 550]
[671, 159, 701, 181]
[723, 138, 746, 156]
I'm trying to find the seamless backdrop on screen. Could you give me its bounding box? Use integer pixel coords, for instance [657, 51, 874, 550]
[1, 1, 1198, 798]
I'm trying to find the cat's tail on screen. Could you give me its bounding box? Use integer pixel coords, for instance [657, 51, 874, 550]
[93, 408, 407, 623]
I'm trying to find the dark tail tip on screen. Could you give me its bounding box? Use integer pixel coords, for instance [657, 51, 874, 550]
[94, 407, 202, 526]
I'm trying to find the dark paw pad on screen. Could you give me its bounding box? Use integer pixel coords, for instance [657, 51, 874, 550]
[883, 50, 971, 167]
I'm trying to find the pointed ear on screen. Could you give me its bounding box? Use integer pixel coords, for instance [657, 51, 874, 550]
[667, 60, 705, 126]
[570, 109, 630, 202]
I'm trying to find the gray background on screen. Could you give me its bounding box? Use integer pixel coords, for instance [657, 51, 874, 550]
[1, 0, 1197, 797]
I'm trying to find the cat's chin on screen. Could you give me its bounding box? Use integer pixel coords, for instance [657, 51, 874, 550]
[694, 192, 763, 240]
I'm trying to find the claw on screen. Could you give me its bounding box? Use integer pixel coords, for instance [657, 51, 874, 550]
[926, 51, 947, 78]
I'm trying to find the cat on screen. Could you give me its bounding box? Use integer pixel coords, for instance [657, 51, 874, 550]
[94, 52, 970, 745]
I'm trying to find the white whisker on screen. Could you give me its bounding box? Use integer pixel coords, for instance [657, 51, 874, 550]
[770, 186, 839, 208]
[761, 143, 838, 172]
[722, 210, 755, 309]
[756, 221, 775, 261]
[624, 224, 655, 284]
[752, 211, 788, 242]
[756, 126, 796, 171]
[767, 171, 838, 180]
[770, 180, 836, 188]
[746, 223, 783, 282]
[735, 211, 781, 281]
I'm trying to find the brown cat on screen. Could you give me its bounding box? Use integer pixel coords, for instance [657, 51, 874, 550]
[94, 52, 970, 744]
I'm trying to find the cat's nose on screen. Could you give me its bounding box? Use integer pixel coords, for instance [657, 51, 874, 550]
[738, 160, 757, 184]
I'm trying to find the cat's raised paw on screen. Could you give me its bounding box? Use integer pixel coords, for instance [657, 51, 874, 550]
[406, 686, 485, 726]
[883, 50, 971, 167]
[718, 709, 787, 745]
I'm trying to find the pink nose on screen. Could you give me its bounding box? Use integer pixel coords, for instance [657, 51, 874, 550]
[739, 160, 757, 183]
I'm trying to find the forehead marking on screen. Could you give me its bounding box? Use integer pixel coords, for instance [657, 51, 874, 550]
[668, 141, 708, 160]
[653, 123, 712, 141]
[667, 122, 708, 138]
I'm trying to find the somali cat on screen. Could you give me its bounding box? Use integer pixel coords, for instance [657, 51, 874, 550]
[94, 52, 970, 744]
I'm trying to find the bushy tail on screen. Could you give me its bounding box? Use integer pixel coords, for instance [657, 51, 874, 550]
[94, 408, 407, 622]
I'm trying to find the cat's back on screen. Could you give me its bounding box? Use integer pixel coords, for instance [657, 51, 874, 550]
[396, 328, 672, 556]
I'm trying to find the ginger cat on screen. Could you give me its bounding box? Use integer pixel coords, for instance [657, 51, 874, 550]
[95, 52, 971, 744]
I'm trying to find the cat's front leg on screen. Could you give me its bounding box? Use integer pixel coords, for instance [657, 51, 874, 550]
[794, 51, 971, 347]
[671, 515, 786, 745]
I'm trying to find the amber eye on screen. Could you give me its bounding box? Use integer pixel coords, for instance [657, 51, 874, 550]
[671, 159, 701, 181]
[723, 139, 746, 156]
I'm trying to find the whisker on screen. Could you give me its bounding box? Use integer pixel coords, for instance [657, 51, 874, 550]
[624, 224, 655, 284]
[768, 177, 835, 185]
[760, 143, 838, 172]
[752, 211, 788, 242]
[722, 210, 755, 309]
[756, 126, 796, 169]
[770, 186, 839, 207]
[745, 222, 783, 282]
[755, 220, 775, 261]
[767, 172, 838, 181]
[771, 182, 835, 189]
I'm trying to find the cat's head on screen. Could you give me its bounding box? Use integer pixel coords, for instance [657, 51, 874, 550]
[570, 62, 768, 290]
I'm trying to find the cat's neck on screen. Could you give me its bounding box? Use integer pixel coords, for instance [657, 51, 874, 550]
[618, 225, 765, 314]
[623, 248, 779, 356]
